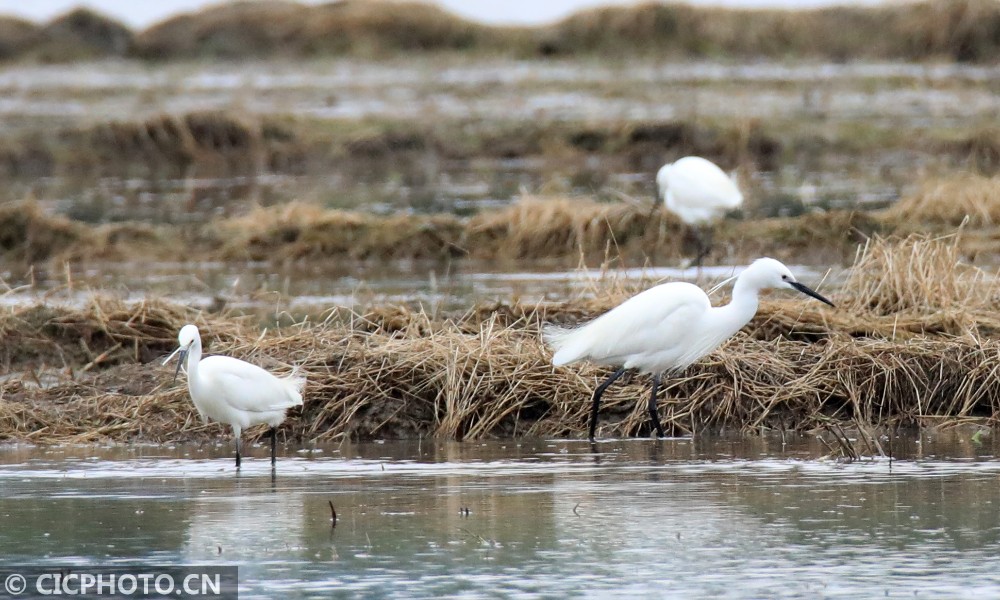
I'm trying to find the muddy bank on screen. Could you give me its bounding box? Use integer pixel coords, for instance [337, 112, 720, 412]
[2, 1, 1000, 63]
[1, 234, 999, 443]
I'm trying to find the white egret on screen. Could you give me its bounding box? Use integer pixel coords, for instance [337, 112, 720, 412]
[164, 324, 305, 469]
[543, 258, 834, 441]
[656, 156, 743, 265]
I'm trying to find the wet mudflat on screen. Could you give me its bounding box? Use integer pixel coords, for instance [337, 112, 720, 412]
[1, 434, 999, 598]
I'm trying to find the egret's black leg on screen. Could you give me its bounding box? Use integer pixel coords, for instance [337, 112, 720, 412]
[590, 367, 627, 441]
[269, 427, 277, 467]
[235, 436, 242, 470]
[648, 374, 666, 438]
[692, 228, 712, 268]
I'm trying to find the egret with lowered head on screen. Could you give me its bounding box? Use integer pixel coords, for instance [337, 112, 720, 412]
[544, 258, 834, 441]
[165, 324, 305, 468]
[656, 156, 743, 265]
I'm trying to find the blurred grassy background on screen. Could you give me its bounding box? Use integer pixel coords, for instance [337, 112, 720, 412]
[0, 0, 999, 63]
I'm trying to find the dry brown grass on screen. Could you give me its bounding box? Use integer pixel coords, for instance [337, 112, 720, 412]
[133, 0, 502, 60]
[464, 195, 686, 261]
[31, 8, 132, 62]
[886, 174, 1000, 228]
[5, 112, 786, 188]
[841, 233, 994, 316]
[0, 201, 85, 262]
[218, 202, 466, 261]
[540, 0, 1000, 62]
[71, 112, 266, 180]
[3, 165, 999, 271]
[3, 233, 1000, 443]
[221, 194, 755, 263]
[0, 190, 969, 269]
[0, 16, 39, 59]
[0, 297, 241, 372]
[121, 0, 1000, 63]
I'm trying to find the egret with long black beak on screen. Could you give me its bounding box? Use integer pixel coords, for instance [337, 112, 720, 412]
[544, 258, 834, 441]
[164, 324, 305, 469]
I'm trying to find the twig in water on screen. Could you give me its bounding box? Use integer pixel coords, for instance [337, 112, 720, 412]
[833, 424, 860, 461]
[572, 503, 580, 516]
[328, 500, 337, 528]
[823, 423, 859, 461]
[459, 528, 496, 547]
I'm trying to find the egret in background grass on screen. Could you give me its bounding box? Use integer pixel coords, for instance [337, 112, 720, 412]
[656, 156, 743, 266]
[544, 258, 834, 441]
[165, 324, 305, 469]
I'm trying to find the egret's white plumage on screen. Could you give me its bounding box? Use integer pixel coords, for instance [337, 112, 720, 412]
[544, 258, 834, 440]
[656, 156, 743, 225]
[656, 156, 743, 266]
[166, 324, 304, 468]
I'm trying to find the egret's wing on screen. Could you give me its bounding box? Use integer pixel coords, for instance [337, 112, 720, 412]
[199, 356, 304, 413]
[546, 282, 709, 367]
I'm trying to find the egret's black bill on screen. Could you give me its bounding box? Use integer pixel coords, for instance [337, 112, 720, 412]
[790, 281, 835, 307]
[173, 348, 188, 383]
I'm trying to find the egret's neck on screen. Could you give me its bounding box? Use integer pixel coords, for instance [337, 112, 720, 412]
[716, 275, 762, 330]
[185, 338, 203, 388]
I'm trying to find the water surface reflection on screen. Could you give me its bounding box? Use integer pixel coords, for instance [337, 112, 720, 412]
[1, 435, 999, 598]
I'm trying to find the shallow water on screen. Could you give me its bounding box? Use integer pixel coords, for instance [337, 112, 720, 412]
[2, 434, 1000, 598]
[0, 260, 830, 315]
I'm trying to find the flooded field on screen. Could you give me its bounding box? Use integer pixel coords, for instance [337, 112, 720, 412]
[2, 434, 999, 597]
[3, 58, 995, 220]
[4, 59, 998, 128]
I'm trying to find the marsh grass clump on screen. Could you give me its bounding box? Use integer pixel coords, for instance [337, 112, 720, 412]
[0, 201, 85, 262]
[32, 8, 132, 61]
[298, 313, 562, 440]
[132, 2, 312, 60]
[133, 0, 501, 60]
[74, 112, 265, 180]
[841, 233, 995, 316]
[218, 195, 696, 263]
[0, 16, 39, 59]
[886, 175, 1000, 228]
[465, 195, 687, 261]
[219, 202, 466, 261]
[0, 298, 241, 372]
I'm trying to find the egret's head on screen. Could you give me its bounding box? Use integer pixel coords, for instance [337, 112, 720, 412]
[178, 324, 200, 348]
[746, 257, 835, 307]
[164, 324, 201, 383]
